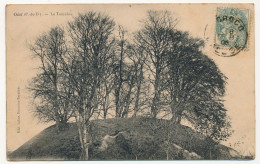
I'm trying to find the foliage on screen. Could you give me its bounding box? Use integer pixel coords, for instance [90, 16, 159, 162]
[28, 10, 234, 160]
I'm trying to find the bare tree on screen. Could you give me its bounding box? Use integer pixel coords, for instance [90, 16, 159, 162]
[120, 64, 136, 118]
[63, 12, 115, 160]
[126, 44, 147, 117]
[27, 9, 233, 161]
[112, 26, 145, 118]
[113, 26, 128, 118]
[135, 10, 178, 118]
[97, 48, 115, 119]
[29, 26, 73, 131]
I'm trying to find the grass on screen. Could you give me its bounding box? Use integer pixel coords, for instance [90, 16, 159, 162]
[8, 117, 244, 160]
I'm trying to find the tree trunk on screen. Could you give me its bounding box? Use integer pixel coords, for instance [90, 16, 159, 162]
[133, 81, 141, 117]
[75, 111, 85, 160]
[55, 111, 62, 131]
[115, 34, 124, 118]
[171, 114, 181, 124]
[103, 89, 109, 119]
[83, 123, 89, 160]
[103, 102, 107, 119]
[151, 70, 160, 118]
[151, 90, 159, 118]
[132, 110, 137, 118]
[122, 79, 134, 118]
[171, 103, 182, 124]
[78, 120, 89, 160]
[75, 108, 90, 160]
[115, 86, 122, 117]
[133, 64, 143, 117]
[103, 110, 107, 119]
[170, 100, 183, 124]
[171, 109, 182, 124]
[78, 125, 85, 159]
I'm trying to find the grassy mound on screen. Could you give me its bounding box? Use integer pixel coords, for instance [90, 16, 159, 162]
[8, 117, 241, 160]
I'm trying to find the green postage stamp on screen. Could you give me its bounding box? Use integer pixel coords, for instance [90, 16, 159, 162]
[215, 8, 249, 57]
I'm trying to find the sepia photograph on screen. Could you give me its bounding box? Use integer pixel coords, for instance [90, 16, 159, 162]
[5, 3, 255, 161]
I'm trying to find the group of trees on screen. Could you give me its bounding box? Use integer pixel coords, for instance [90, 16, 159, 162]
[29, 10, 232, 160]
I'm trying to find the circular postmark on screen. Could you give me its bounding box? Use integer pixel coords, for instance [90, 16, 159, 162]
[214, 8, 249, 57]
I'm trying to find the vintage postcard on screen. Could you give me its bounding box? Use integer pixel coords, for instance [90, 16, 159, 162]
[6, 4, 255, 160]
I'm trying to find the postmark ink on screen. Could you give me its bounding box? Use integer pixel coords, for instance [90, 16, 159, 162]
[214, 8, 249, 57]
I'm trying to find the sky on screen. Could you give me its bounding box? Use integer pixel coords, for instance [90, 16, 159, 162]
[6, 4, 255, 155]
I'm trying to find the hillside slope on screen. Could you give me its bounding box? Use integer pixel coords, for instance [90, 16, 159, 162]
[8, 117, 242, 160]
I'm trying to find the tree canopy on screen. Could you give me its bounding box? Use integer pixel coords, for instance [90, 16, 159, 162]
[28, 10, 232, 160]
